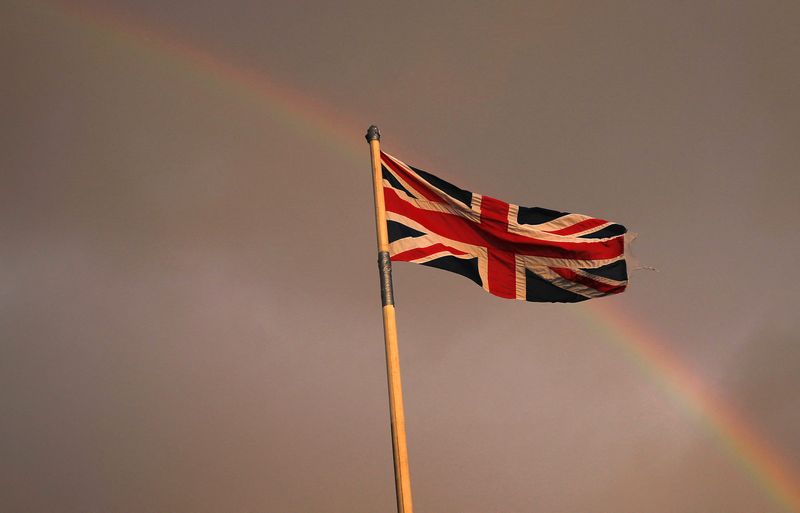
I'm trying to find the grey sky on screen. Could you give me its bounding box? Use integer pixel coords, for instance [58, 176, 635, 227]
[2, 1, 800, 512]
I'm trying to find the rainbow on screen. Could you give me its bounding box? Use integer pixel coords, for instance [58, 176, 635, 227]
[30, 1, 800, 510]
[584, 301, 800, 512]
[40, 0, 365, 165]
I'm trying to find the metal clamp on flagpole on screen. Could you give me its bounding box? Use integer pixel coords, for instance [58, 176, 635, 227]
[378, 251, 394, 306]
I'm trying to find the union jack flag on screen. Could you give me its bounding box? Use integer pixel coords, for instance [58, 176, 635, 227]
[382, 152, 628, 303]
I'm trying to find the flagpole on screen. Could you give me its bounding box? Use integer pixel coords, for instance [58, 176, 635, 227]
[366, 125, 414, 513]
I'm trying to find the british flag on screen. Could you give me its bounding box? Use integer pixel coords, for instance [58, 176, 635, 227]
[381, 151, 628, 303]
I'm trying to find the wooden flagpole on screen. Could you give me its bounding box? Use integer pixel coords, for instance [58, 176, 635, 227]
[366, 125, 414, 513]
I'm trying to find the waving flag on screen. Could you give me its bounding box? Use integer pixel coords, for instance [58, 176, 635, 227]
[381, 151, 628, 303]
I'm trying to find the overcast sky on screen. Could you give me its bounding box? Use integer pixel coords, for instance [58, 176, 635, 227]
[2, 1, 800, 512]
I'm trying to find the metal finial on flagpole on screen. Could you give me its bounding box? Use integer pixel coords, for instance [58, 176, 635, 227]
[366, 124, 381, 142]
[366, 126, 413, 513]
